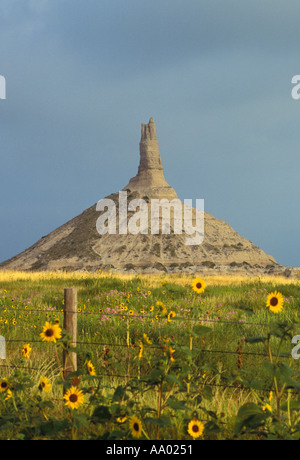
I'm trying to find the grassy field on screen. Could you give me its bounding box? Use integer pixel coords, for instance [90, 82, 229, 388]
[0, 270, 299, 440]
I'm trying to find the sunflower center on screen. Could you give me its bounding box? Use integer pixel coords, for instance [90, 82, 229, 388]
[196, 283, 202, 289]
[270, 297, 279, 306]
[1, 382, 8, 389]
[133, 423, 139, 432]
[45, 328, 54, 337]
[192, 424, 199, 433]
[69, 394, 78, 403]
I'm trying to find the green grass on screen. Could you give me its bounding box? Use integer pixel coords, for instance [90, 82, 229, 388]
[0, 272, 299, 439]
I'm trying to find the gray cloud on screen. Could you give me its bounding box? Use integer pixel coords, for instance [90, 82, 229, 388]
[0, 0, 299, 266]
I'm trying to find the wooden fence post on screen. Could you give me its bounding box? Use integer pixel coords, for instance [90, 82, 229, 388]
[0, 336, 6, 360]
[63, 288, 77, 380]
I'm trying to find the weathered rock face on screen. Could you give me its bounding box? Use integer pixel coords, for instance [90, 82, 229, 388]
[0, 117, 281, 274]
[123, 118, 177, 200]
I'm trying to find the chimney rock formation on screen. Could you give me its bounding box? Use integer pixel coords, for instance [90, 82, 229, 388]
[0, 117, 280, 275]
[123, 118, 177, 200]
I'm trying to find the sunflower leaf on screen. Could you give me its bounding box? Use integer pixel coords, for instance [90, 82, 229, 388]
[192, 325, 212, 337]
[113, 385, 128, 402]
[234, 403, 268, 436]
[245, 336, 268, 344]
[144, 415, 172, 426]
[91, 405, 111, 423]
[166, 398, 190, 411]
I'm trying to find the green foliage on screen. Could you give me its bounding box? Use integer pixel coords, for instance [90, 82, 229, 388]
[0, 274, 299, 439]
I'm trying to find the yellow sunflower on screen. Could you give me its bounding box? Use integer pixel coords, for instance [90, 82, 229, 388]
[167, 311, 176, 322]
[129, 415, 143, 439]
[87, 360, 97, 376]
[39, 377, 52, 393]
[266, 291, 284, 314]
[138, 341, 143, 360]
[160, 305, 167, 316]
[262, 404, 272, 413]
[40, 321, 62, 343]
[169, 346, 176, 362]
[143, 333, 152, 345]
[192, 278, 206, 294]
[63, 386, 85, 410]
[5, 389, 12, 400]
[22, 343, 32, 360]
[187, 418, 205, 438]
[0, 379, 9, 394]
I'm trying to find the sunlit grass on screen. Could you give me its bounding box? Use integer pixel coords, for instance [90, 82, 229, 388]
[0, 269, 299, 439]
[0, 269, 299, 286]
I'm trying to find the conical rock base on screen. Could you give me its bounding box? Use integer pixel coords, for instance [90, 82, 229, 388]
[0, 118, 281, 275]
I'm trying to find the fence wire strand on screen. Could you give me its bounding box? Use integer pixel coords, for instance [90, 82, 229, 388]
[2, 306, 274, 328]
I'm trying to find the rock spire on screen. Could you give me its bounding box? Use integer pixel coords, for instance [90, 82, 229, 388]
[123, 118, 177, 199]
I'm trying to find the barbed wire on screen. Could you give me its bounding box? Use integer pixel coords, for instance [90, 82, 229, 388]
[0, 364, 289, 395]
[0, 306, 281, 328]
[3, 337, 292, 359]
[0, 364, 269, 389]
[0, 304, 295, 394]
